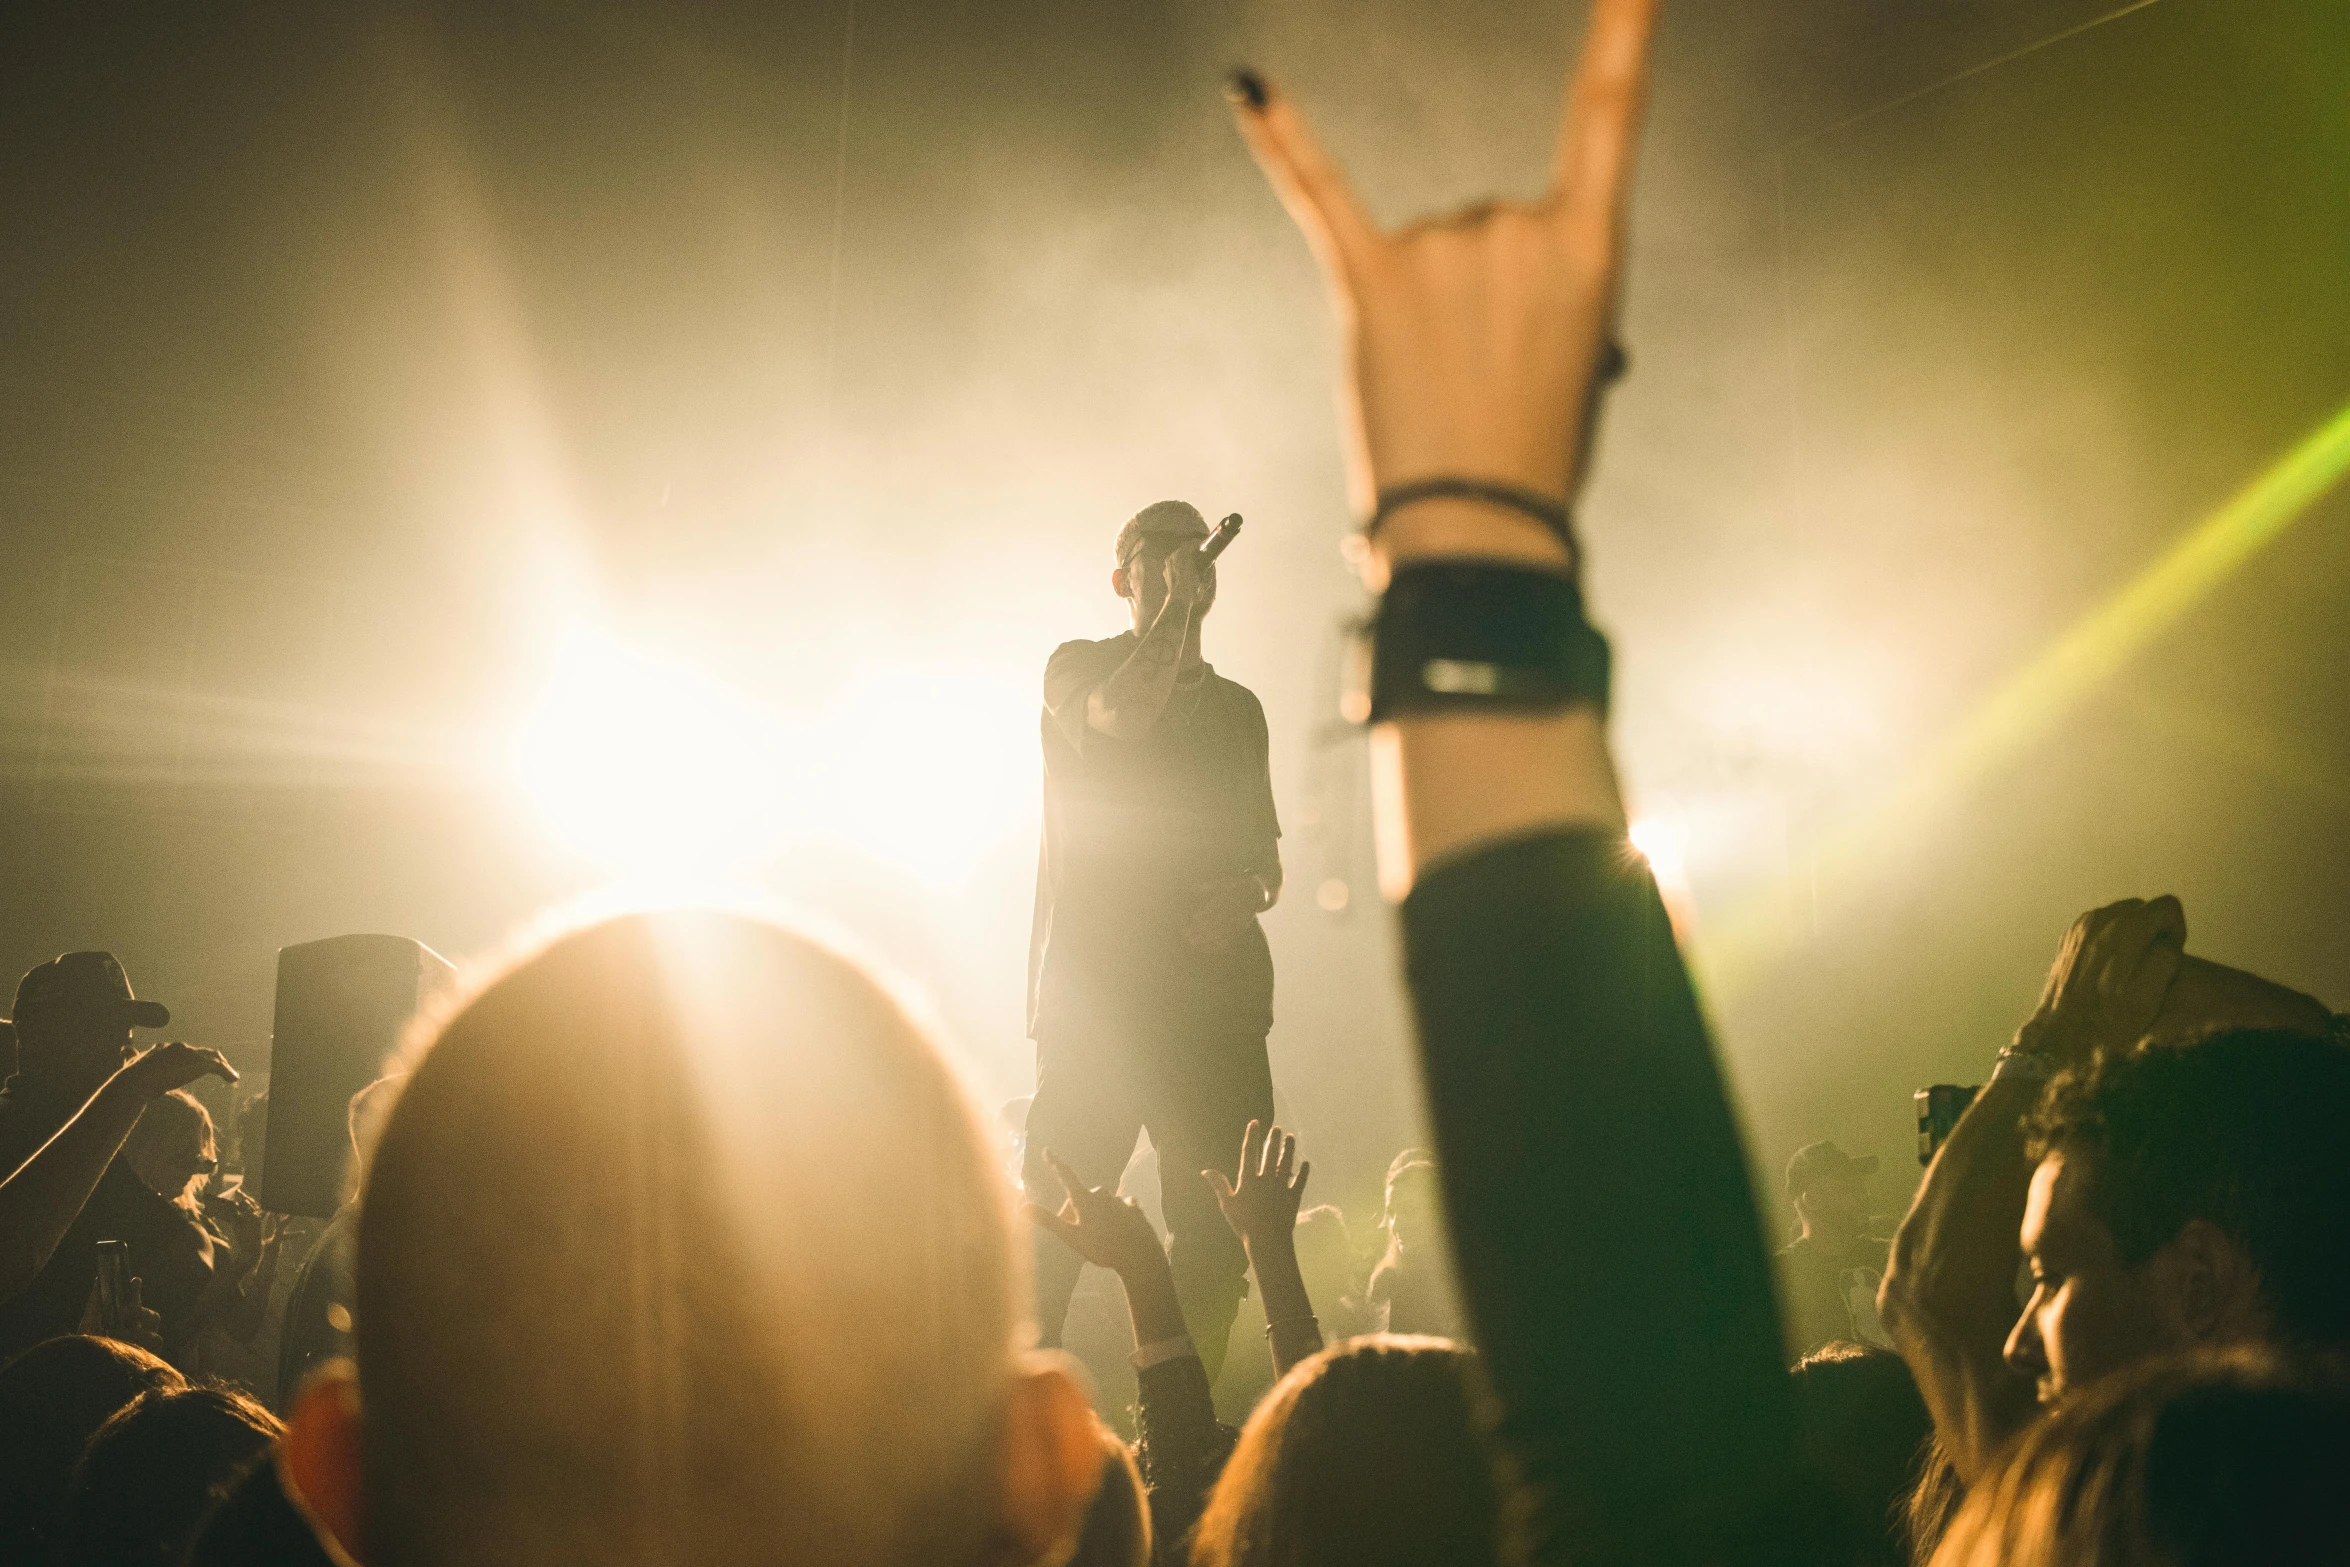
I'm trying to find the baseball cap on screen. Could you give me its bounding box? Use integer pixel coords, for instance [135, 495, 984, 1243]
[12, 952, 171, 1031]
[1114, 500, 1210, 566]
[1785, 1140, 1876, 1197]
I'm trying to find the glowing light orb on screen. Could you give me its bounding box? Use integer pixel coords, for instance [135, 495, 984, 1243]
[512, 629, 788, 873]
[804, 659, 1040, 889]
[1629, 816, 1689, 891]
[512, 629, 1039, 890]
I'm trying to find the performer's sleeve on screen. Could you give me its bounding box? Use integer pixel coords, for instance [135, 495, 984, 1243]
[1132, 1353, 1237, 1565]
[1043, 639, 1110, 752]
[1398, 829, 1821, 1566]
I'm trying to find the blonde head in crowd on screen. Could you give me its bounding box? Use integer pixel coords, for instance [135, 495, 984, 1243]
[344, 908, 1054, 1567]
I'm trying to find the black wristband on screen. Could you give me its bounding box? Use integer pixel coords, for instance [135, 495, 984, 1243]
[1365, 479, 1576, 560]
[1349, 562, 1610, 724]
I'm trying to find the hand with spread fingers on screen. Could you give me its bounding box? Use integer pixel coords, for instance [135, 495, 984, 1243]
[2017, 896, 2188, 1066]
[1206, 1120, 1325, 1375]
[1204, 1118, 1310, 1258]
[1226, 0, 1661, 578]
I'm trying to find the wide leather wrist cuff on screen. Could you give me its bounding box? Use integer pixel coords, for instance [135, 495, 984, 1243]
[1350, 561, 1611, 724]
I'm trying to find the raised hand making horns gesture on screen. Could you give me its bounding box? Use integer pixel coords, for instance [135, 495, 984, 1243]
[1227, 0, 1661, 581]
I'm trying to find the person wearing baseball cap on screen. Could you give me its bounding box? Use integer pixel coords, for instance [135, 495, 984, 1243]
[0, 953, 235, 1364]
[1778, 1140, 1891, 1359]
[1024, 499, 1283, 1383]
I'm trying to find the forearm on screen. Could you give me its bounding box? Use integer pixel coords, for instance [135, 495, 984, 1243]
[1125, 1246, 1232, 1560]
[1088, 603, 1191, 739]
[1245, 1233, 1324, 1376]
[0, 1075, 149, 1299]
[1402, 832, 1802, 1559]
[1879, 1074, 2041, 1480]
[1118, 1253, 1192, 1351]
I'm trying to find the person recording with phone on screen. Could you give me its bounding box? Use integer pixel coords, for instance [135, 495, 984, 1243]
[0, 952, 237, 1360]
[1025, 499, 1282, 1382]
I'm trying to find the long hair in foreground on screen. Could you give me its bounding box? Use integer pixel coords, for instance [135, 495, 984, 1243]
[356, 908, 1019, 1567]
[1929, 1348, 2350, 1567]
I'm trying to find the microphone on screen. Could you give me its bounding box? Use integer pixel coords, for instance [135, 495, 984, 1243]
[1200, 513, 1243, 562]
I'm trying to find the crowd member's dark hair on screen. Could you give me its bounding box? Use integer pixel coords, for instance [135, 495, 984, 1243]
[55, 1383, 285, 1567]
[2026, 1026, 2350, 1344]
[1190, 1335, 1499, 1567]
[187, 1449, 340, 1567]
[1928, 1348, 2350, 1566]
[1066, 1424, 1148, 1567]
[1788, 1342, 1933, 1567]
[0, 1334, 186, 1563]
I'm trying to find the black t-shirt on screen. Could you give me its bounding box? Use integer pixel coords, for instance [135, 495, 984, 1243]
[0, 1076, 217, 1365]
[1028, 633, 1280, 1041]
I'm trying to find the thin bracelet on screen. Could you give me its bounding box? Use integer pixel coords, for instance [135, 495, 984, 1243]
[1365, 479, 1577, 562]
[1263, 1313, 1320, 1340]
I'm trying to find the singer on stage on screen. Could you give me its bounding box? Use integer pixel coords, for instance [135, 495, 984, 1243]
[1024, 498, 1280, 1379]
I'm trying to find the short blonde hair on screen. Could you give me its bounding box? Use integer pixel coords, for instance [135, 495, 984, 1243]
[355, 910, 1019, 1567]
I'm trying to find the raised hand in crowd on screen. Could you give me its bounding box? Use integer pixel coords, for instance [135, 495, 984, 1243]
[0, 1043, 237, 1308]
[1881, 897, 2187, 1483]
[1205, 1120, 1324, 1376]
[1030, 1148, 1241, 1564]
[2015, 896, 2187, 1066]
[1231, 2, 1644, 894]
[1030, 1148, 1190, 1352]
[1231, 4, 1836, 1561]
[75, 1271, 167, 1353]
[118, 1042, 242, 1102]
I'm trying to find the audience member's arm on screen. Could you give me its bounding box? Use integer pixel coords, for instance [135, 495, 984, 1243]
[1087, 551, 1203, 740]
[1204, 1119, 1323, 1377]
[192, 1189, 280, 1342]
[1878, 897, 2184, 1482]
[1233, 5, 1822, 1559]
[0, 1043, 237, 1303]
[1028, 1150, 1233, 1562]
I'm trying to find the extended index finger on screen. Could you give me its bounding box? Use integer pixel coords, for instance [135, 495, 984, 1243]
[1229, 72, 1383, 284]
[1549, 0, 1663, 241]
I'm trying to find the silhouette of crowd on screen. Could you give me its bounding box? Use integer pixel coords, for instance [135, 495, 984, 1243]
[7, 3, 2349, 1564]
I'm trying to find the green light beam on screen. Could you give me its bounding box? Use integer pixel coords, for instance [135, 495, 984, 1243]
[1696, 395, 2350, 998]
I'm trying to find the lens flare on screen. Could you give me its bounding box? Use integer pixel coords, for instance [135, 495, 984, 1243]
[512, 628, 788, 873]
[1629, 816, 1689, 891]
[511, 629, 1039, 889]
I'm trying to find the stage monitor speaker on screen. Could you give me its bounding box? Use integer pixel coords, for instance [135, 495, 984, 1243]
[260, 933, 455, 1218]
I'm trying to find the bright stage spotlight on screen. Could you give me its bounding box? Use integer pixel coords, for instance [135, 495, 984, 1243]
[511, 630, 1040, 890]
[512, 628, 787, 873]
[812, 659, 1040, 890]
[1629, 815, 1690, 891]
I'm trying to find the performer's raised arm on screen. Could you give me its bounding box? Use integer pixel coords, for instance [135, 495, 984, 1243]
[1088, 517, 1210, 741]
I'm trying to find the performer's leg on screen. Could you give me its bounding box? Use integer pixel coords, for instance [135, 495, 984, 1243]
[1020, 1031, 1144, 1349]
[1146, 1028, 1276, 1385]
